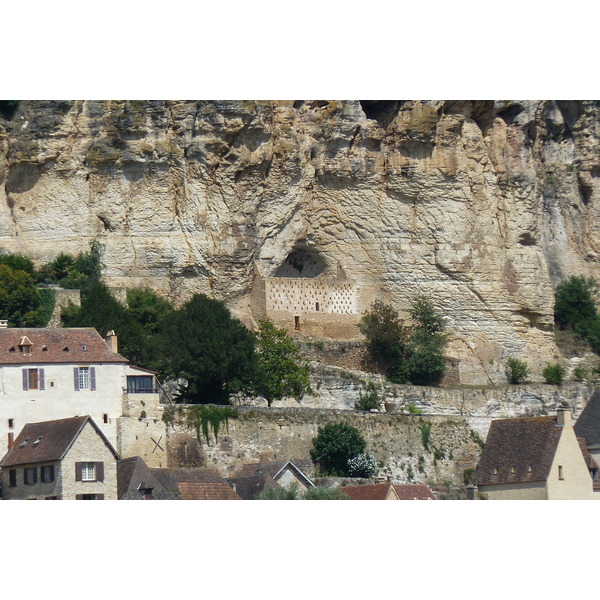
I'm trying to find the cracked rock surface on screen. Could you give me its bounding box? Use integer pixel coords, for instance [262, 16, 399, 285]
[1, 100, 599, 384]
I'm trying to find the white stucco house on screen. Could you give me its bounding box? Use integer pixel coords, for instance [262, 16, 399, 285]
[0, 326, 161, 456]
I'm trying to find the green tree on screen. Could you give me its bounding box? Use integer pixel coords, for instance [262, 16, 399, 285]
[0, 252, 35, 277]
[359, 299, 407, 374]
[252, 320, 312, 407]
[154, 294, 257, 404]
[355, 381, 383, 411]
[256, 484, 301, 500]
[126, 288, 173, 334]
[361, 296, 448, 386]
[0, 264, 46, 326]
[310, 422, 367, 476]
[554, 276, 597, 330]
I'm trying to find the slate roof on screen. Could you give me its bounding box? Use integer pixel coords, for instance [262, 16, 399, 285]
[0, 328, 128, 365]
[150, 467, 241, 500]
[574, 390, 600, 450]
[341, 483, 398, 500]
[117, 456, 173, 499]
[0, 415, 119, 467]
[393, 484, 437, 500]
[225, 474, 283, 500]
[229, 459, 315, 487]
[476, 415, 563, 486]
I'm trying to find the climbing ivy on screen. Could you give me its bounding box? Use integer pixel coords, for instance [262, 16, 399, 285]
[185, 404, 238, 445]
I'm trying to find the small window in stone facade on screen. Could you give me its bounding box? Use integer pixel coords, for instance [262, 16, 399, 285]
[81, 462, 96, 481]
[24, 467, 37, 485]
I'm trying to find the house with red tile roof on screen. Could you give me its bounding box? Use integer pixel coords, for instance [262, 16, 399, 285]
[0, 415, 119, 500]
[0, 327, 162, 457]
[393, 484, 437, 500]
[476, 408, 598, 500]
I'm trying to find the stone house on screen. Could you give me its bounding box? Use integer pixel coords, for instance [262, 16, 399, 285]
[0, 327, 163, 460]
[227, 459, 315, 499]
[0, 415, 119, 500]
[476, 408, 599, 500]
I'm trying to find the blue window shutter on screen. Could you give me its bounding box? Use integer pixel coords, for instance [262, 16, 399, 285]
[73, 367, 80, 391]
[22, 369, 28, 391]
[90, 367, 96, 391]
[39, 369, 45, 391]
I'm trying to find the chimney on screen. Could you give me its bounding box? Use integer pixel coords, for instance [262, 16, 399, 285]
[0, 320, 7, 328]
[556, 407, 572, 426]
[105, 330, 118, 353]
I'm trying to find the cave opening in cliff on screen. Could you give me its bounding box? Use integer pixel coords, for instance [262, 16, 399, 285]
[359, 101, 403, 129]
[275, 246, 328, 278]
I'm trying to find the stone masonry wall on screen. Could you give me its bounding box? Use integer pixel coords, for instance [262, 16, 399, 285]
[163, 407, 483, 488]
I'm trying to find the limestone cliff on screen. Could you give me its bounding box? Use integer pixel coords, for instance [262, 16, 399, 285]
[1, 100, 599, 384]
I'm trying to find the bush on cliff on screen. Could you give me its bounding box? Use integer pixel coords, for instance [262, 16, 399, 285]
[506, 357, 530, 384]
[554, 276, 597, 330]
[360, 296, 448, 386]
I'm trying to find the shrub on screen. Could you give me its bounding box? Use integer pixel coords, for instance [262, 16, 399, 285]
[506, 357, 530, 384]
[310, 422, 367, 477]
[573, 366, 587, 382]
[257, 484, 301, 500]
[355, 382, 383, 411]
[543, 362, 565, 385]
[303, 486, 350, 500]
[347, 452, 378, 478]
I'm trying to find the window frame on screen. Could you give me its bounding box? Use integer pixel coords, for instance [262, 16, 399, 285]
[24, 467, 38, 485]
[81, 462, 96, 482]
[41, 464, 55, 483]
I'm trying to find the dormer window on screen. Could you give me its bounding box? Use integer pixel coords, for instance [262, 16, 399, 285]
[63, 346, 70, 352]
[42, 345, 48, 352]
[18, 336, 33, 355]
[81, 345, 87, 351]
[33, 436, 44, 447]
[492, 468, 498, 475]
[20, 344, 32, 355]
[8, 346, 15, 352]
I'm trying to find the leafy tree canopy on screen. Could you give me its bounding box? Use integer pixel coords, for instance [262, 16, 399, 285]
[554, 276, 597, 330]
[0, 264, 46, 327]
[154, 294, 257, 404]
[360, 296, 448, 386]
[253, 320, 312, 407]
[310, 422, 367, 476]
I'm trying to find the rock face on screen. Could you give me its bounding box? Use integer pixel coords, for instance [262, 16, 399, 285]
[1, 100, 599, 384]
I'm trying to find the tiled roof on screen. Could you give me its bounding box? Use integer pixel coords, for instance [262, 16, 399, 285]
[476, 416, 562, 485]
[0, 328, 128, 365]
[577, 437, 600, 471]
[150, 467, 240, 499]
[393, 484, 437, 500]
[0, 415, 118, 467]
[574, 390, 600, 449]
[341, 483, 398, 500]
[178, 482, 241, 500]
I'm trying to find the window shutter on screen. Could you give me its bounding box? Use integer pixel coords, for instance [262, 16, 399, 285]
[39, 368, 45, 391]
[96, 494, 104, 500]
[75, 462, 83, 481]
[22, 369, 28, 391]
[73, 367, 80, 391]
[76, 494, 84, 500]
[49, 465, 55, 482]
[33, 468, 38, 484]
[90, 367, 96, 391]
[96, 462, 104, 482]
